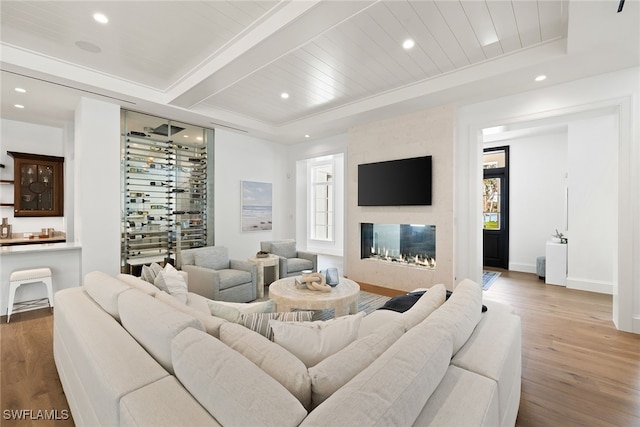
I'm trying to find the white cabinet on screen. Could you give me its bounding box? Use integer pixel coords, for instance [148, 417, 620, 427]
[545, 241, 567, 286]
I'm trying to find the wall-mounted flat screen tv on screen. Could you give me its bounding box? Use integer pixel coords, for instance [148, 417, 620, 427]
[358, 156, 432, 206]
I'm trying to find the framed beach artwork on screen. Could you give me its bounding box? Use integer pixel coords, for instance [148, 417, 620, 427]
[241, 180, 273, 232]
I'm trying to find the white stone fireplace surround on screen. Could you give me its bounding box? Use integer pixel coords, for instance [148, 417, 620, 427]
[347, 105, 455, 292]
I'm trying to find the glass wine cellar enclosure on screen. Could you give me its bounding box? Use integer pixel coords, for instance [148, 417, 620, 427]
[121, 110, 214, 274]
[361, 223, 436, 269]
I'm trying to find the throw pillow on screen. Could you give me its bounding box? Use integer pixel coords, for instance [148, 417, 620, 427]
[150, 262, 163, 276]
[208, 299, 275, 323]
[140, 265, 156, 284]
[154, 263, 188, 304]
[269, 241, 297, 259]
[270, 311, 365, 367]
[241, 311, 314, 340]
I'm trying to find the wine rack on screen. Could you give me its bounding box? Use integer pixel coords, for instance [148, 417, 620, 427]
[121, 132, 208, 272]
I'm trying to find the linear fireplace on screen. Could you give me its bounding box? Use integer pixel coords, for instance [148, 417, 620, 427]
[361, 223, 436, 270]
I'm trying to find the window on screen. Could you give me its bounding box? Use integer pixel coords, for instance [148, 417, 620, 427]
[311, 163, 334, 241]
[483, 177, 501, 230]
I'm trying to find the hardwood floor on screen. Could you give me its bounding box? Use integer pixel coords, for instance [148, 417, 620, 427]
[483, 269, 640, 427]
[1, 271, 638, 426]
[0, 309, 73, 426]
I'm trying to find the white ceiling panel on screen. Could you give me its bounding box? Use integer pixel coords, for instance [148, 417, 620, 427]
[2, 0, 637, 142]
[0, 1, 280, 90]
[460, 1, 503, 59]
[512, 1, 543, 47]
[435, 1, 487, 64]
[486, 1, 522, 53]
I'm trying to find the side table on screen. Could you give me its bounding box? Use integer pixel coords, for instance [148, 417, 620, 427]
[248, 254, 280, 298]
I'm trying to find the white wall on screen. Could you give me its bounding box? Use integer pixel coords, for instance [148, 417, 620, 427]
[74, 98, 121, 276]
[456, 67, 640, 333]
[214, 129, 289, 260]
[485, 130, 569, 273]
[567, 114, 618, 294]
[0, 119, 67, 233]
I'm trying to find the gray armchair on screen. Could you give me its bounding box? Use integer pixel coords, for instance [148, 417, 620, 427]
[260, 239, 318, 278]
[180, 246, 257, 302]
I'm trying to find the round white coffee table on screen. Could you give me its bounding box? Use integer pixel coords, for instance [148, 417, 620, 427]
[268, 276, 360, 317]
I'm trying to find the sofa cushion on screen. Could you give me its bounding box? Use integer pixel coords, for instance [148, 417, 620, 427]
[154, 264, 188, 304]
[117, 274, 160, 296]
[155, 291, 226, 338]
[119, 376, 220, 427]
[270, 312, 365, 367]
[207, 299, 275, 323]
[241, 311, 314, 340]
[424, 278, 483, 354]
[194, 247, 229, 271]
[54, 288, 169, 426]
[308, 318, 405, 408]
[84, 271, 133, 322]
[172, 327, 307, 427]
[451, 301, 522, 427]
[186, 292, 215, 315]
[401, 283, 447, 330]
[219, 323, 312, 410]
[119, 289, 205, 374]
[270, 241, 297, 258]
[357, 309, 402, 338]
[287, 258, 314, 273]
[299, 319, 454, 426]
[413, 365, 500, 427]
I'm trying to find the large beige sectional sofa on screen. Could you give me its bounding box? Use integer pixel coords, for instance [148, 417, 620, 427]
[53, 271, 521, 426]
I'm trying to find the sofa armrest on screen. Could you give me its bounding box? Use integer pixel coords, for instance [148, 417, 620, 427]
[297, 251, 318, 271]
[229, 259, 255, 274]
[181, 265, 221, 300]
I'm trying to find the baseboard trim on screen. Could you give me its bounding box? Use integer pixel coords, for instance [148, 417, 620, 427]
[508, 263, 537, 274]
[355, 281, 405, 297]
[566, 277, 613, 295]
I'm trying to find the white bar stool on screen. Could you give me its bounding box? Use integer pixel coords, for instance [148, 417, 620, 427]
[7, 267, 54, 323]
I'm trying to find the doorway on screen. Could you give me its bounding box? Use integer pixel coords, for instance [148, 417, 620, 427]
[483, 147, 509, 269]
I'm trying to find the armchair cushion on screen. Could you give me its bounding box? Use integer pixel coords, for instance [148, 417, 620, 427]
[194, 248, 229, 271]
[218, 270, 252, 290]
[287, 258, 314, 273]
[269, 241, 297, 259]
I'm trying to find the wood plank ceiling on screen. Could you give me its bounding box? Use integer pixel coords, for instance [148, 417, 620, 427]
[0, 1, 567, 128]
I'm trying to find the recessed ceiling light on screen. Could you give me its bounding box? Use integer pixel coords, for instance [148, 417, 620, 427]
[14, 104, 25, 109]
[403, 39, 415, 50]
[14, 87, 26, 93]
[305, 134, 310, 138]
[535, 75, 547, 82]
[281, 92, 289, 99]
[196, 137, 203, 141]
[93, 13, 109, 24]
[183, 135, 189, 138]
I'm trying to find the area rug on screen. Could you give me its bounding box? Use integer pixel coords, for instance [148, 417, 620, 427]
[482, 271, 501, 291]
[312, 291, 391, 321]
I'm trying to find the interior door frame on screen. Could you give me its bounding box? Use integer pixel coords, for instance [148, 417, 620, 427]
[482, 146, 509, 269]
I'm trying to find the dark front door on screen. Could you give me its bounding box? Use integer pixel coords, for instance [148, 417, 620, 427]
[483, 147, 509, 269]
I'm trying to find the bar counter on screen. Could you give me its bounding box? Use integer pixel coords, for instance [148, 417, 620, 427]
[1, 242, 82, 317]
